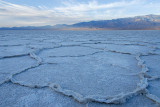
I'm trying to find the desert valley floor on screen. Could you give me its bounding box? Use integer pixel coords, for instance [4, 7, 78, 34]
[0, 30, 160, 107]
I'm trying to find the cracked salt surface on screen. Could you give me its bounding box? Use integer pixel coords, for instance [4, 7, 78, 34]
[0, 30, 160, 107]
[14, 52, 140, 97]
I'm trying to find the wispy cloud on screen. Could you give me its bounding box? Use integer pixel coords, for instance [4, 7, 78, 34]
[56, 0, 133, 12]
[0, 0, 160, 27]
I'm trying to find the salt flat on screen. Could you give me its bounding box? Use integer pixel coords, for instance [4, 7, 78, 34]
[0, 30, 160, 107]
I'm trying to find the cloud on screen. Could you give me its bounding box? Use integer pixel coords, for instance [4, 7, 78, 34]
[0, 0, 160, 27]
[56, 0, 131, 12]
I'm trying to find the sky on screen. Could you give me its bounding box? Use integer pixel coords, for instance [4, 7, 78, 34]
[0, 0, 160, 27]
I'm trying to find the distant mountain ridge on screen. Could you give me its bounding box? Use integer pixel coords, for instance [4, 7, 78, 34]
[1, 14, 160, 30]
[71, 14, 160, 30]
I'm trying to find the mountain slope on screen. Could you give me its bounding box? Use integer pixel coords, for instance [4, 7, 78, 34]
[71, 14, 160, 30]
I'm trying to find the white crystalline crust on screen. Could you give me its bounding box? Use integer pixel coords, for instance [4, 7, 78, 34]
[0, 30, 160, 106]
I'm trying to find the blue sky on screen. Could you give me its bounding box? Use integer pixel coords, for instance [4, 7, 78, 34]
[0, 0, 160, 27]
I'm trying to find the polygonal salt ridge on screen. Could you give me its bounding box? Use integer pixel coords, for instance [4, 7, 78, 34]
[136, 54, 160, 80]
[26, 41, 62, 49]
[135, 54, 160, 105]
[147, 76, 160, 81]
[4, 55, 143, 105]
[0, 62, 40, 86]
[0, 53, 28, 60]
[82, 43, 154, 56]
[0, 53, 153, 105]
[141, 55, 160, 102]
[81, 40, 147, 47]
[146, 93, 160, 104]
[48, 51, 104, 58]
[9, 77, 150, 105]
[11, 60, 138, 91]
[33, 44, 91, 54]
[29, 52, 42, 64]
[0, 73, 9, 85]
[38, 45, 103, 58]
[0, 44, 32, 55]
[1, 49, 159, 105]
[0, 52, 42, 86]
[0, 45, 37, 60]
[0, 82, 85, 107]
[29, 42, 154, 57]
[37, 43, 152, 59]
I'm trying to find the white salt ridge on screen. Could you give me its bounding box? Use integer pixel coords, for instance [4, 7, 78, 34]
[13, 50, 140, 97]
[0, 55, 158, 106]
[135, 54, 160, 105]
[8, 52, 159, 105]
[1, 30, 160, 106]
[0, 52, 42, 86]
[0, 46, 32, 58]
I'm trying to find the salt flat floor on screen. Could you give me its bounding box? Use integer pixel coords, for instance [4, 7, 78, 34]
[0, 30, 160, 107]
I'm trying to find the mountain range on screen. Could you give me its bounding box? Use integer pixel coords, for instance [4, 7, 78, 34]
[1, 14, 160, 30]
